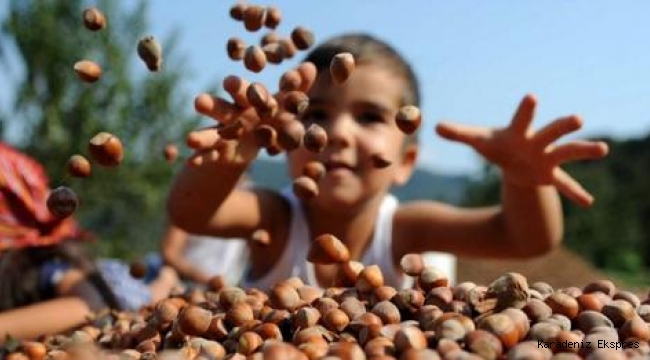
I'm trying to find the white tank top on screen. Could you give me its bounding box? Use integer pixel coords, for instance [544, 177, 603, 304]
[240, 187, 456, 290]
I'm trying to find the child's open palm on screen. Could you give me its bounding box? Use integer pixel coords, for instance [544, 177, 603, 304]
[435, 94, 609, 207]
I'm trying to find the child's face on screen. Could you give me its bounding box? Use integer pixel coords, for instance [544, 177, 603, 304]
[287, 64, 418, 209]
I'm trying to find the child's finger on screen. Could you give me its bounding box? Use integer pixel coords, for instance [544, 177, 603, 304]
[552, 167, 594, 207]
[435, 122, 490, 149]
[509, 94, 537, 136]
[548, 141, 609, 165]
[532, 115, 583, 149]
[186, 126, 220, 150]
[194, 93, 240, 124]
[223, 75, 251, 108]
[297, 61, 317, 92]
[186, 148, 220, 167]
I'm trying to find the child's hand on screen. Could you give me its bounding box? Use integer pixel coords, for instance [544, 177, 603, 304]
[435, 94, 609, 207]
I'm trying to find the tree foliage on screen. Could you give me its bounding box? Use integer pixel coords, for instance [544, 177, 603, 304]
[0, 0, 200, 258]
[464, 134, 650, 276]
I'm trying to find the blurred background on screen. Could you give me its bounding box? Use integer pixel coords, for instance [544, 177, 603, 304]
[0, 1, 648, 288]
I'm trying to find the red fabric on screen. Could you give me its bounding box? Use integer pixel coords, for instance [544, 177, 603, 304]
[0, 142, 85, 252]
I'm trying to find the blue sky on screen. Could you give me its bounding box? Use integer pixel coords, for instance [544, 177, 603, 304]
[2, 1, 649, 175]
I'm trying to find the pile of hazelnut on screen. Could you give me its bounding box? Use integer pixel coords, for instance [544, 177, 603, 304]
[3, 234, 650, 360]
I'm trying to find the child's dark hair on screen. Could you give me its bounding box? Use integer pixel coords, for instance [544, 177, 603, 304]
[0, 241, 122, 311]
[303, 32, 421, 147]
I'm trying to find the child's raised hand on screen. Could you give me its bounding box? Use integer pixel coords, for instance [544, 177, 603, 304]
[435, 94, 609, 207]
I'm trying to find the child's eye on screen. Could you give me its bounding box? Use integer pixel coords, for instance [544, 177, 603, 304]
[357, 112, 385, 124]
[301, 109, 328, 124]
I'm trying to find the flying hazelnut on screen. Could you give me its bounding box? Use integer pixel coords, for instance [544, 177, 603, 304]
[303, 124, 328, 153]
[243, 5, 265, 32]
[400, 253, 425, 277]
[396, 105, 422, 135]
[82, 7, 106, 31]
[46, 186, 79, 218]
[129, 260, 147, 279]
[137, 36, 163, 72]
[292, 175, 319, 200]
[262, 42, 284, 64]
[250, 228, 271, 246]
[243, 46, 267, 73]
[290, 26, 315, 50]
[279, 38, 298, 59]
[229, 3, 247, 21]
[163, 143, 179, 163]
[227, 37, 246, 61]
[283, 91, 309, 116]
[264, 6, 282, 29]
[330, 52, 355, 85]
[67, 154, 91, 178]
[88, 132, 124, 167]
[74, 60, 102, 83]
[253, 125, 277, 148]
[307, 233, 350, 264]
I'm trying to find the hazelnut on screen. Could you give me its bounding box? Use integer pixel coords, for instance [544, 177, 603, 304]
[264, 6, 282, 29]
[545, 293, 579, 319]
[88, 131, 123, 167]
[261, 32, 280, 46]
[613, 290, 641, 308]
[229, 3, 246, 21]
[137, 36, 163, 72]
[620, 316, 650, 342]
[280, 69, 303, 92]
[583, 279, 616, 297]
[303, 124, 328, 153]
[276, 114, 305, 151]
[20, 341, 47, 360]
[67, 154, 91, 178]
[323, 308, 350, 332]
[154, 298, 181, 325]
[238, 331, 263, 355]
[372, 301, 400, 325]
[262, 42, 284, 64]
[329, 52, 355, 85]
[243, 5, 265, 32]
[227, 37, 246, 61]
[250, 228, 271, 246]
[82, 7, 106, 31]
[394, 326, 427, 352]
[129, 260, 147, 279]
[530, 282, 554, 297]
[356, 265, 385, 293]
[399, 254, 424, 276]
[602, 299, 636, 327]
[395, 105, 422, 135]
[244, 45, 267, 73]
[284, 91, 310, 116]
[293, 176, 319, 200]
[297, 285, 323, 304]
[334, 261, 364, 287]
[46, 186, 79, 218]
[417, 266, 449, 292]
[177, 305, 212, 336]
[476, 313, 519, 349]
[269, 283, 302, 312]
[371, 153, 392, 168]
[575, 310, 614, 334]
[226, 302, 254, 328]
[253, 125, 278, 148]
[364, 337, 395, 357]
[218, 286, 247, 309]
[254, 322, 282, 341]
[161, 143, 179, 163]
[307, 233, 350, 264]
[464, 330, 503, 360]
[522, 298, 552, 323]
[424, 287, 453, 309]
[74, 60, 102, 83]
[291, 26, 315, 50]
[280, 38, 298, 59]
[302, 160, 326, 181]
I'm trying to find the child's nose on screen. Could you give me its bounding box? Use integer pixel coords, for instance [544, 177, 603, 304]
[325, 114, 354, 148]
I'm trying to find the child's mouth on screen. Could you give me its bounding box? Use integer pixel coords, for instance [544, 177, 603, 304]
[324, 161, 355, 173]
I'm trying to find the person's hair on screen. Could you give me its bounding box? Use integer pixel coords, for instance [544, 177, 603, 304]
[0, 241, 122, 311]
[303, 33, 421, 148]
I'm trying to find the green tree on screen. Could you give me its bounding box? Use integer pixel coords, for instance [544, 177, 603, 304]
[0, 0, 200, 258]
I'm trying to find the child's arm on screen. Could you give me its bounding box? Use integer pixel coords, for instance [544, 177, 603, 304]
[160, 222, 211, 284]
[394, 94, 608, 260]
[0, 297, 93, 341]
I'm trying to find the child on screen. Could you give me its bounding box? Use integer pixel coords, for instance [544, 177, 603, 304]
[0, 141, 179, 340]
[167, 33, 609, 291]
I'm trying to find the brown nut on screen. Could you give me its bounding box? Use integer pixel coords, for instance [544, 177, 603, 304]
[323, 308, 350, 332]
[544, 293, 579, 319]
[577, 293, 606, 312]
[74, 60, 102, 83]
[303, 124, 328, 153]
[163, 143, 179, 163]
[464, 330, 503, 360]
[238, 331, 263, 355]
[253, 125, 277, 148]
[46, 186, 79, 218]
[291, 26, 315, 50]
[284, 91, 310, 116]
[261, 32, 280, 46]
[246, 82, 274, 114]
[302, 160, 326, 182]
[279, 69, 302, 92]
[229, 3, 246, 21]
[89, 131, 124, 167]
[137, 36, 163, 72]
[129, 260, 147, 279]
[372, 300, 401, 325]
[400, 253, 425, 277]
[67, 154, 91, 178]
[264, 6, 282, 29]
[243, 5, 265, 32]
[371, 153, 391, 168]
[476, 313, 519, 349]
[307, 233, 350, 264]
[244, 45, 267, 73]
[177, 305, 212, 337]
[619, 315, 650, 342]
[262, 42, 284, 64]
[417, 266, 449, 292]
[602, 299, 636, 327]
[82, 7, 106, 31]
[292, 176, 319, 200]
[227, 37, 246, 61]
[206, 275, 225, 292]
[356, 265, 385, 293]
[395, 105, 422, 135]
[219, 286, 247, 309]
[394, 326, 427, 352]
[269, 283, 302, 312]
[330, 52, 355, 85]
[20, 341, 47, 360]
[583, 279, 616, 297]
[334, 261, 364, 287]
[226, 303, 255, 328]
[279, 38, 298, 59]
